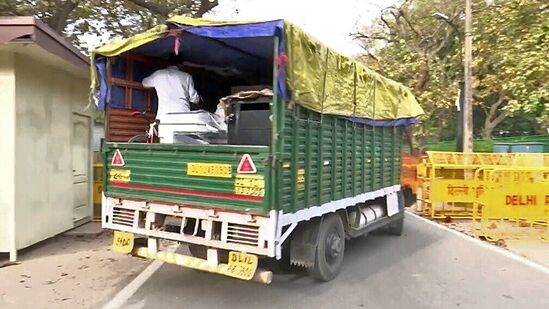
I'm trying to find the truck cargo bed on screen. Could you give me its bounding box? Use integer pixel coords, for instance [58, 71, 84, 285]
[103, 103, 404, 217]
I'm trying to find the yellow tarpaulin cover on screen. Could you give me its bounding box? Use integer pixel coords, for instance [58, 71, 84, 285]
[283, 22, 423, 120]
[91, 17, 423, 121]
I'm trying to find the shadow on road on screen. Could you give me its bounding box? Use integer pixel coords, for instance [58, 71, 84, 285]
[126, 217, 444, 309]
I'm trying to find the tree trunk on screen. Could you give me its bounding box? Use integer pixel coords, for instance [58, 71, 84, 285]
[482, 96, 508, 139]
[482, 123, 495, 140]
[124, 0, 171, 17]
[124, 0, 219, 18]
[404, 126, 417, 153]
[413, 59, 430, 93]
[194, 0, 219, 17]
[46, 0, 79, 34]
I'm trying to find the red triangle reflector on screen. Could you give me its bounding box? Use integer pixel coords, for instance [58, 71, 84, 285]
[237, 154, 256, 174]
[111, 149, 125, 166]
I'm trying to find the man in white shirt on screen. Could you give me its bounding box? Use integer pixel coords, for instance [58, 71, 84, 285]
[142, 56, 200, 122]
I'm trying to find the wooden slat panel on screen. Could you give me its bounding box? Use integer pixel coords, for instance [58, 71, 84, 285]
[107, 108, 155, 142]
[106, 53, 163, 142]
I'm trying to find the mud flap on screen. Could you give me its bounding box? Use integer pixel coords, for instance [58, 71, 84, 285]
[290, 217, 321, 268]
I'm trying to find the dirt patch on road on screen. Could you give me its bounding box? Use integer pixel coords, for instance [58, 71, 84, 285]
[407, 208, 549, 269]
[0, 231, 150, 309]
[440, 219, 549, 269]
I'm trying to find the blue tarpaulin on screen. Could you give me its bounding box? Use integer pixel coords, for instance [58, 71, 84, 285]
[95, 20, 286, 113]
[92, 18, 423, 126]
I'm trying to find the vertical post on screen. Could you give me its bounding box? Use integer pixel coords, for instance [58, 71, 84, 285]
[106, 58, 112, 142]
[318, 48, 330, 205]
[456, 82, 465, 152]
[462, 0, 474, 152]
[271, 37, 280, 212]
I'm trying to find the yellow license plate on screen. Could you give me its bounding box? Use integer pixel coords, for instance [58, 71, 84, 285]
[112, 231, 134, 254]
[226, 251, 258, 280]
[187, 163, 232, 178]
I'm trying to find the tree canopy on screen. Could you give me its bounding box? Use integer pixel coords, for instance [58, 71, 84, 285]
[0, 0, 219, 50]
[356, 0, 548, 141]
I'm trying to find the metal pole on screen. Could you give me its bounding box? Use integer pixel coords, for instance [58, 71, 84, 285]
[456, 82, 465, 152]
[462, 0, 474, 152]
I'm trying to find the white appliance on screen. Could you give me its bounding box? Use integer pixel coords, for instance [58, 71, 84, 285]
[158, 110, 227, 144]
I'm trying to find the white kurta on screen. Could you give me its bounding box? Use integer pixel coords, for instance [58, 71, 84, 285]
[142, 66, 200, 121]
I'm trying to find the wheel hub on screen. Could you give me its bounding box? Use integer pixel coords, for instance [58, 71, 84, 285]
[325, 231, 342, 263]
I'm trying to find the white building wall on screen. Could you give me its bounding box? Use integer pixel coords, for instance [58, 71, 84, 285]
[13, 53, 91, 250]
[0, 52, 16, 255]
[92, 122, 105, 152]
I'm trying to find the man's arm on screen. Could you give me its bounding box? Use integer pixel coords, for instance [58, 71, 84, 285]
[186, 75, 200, 104]
[142, 72, 157, 88]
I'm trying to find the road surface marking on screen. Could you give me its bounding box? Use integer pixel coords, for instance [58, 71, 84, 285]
[102, 259, 164, 309]
[102, 244, 179, 309]
[406, 211, 549, 275]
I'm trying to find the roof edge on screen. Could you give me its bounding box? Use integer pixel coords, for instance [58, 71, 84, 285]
[0, 16, 89, 67]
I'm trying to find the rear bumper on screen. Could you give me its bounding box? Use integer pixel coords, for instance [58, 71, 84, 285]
[102, 196, 277, 257]
[131, 247, 273, 284]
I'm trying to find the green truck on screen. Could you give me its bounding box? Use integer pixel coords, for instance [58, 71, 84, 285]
[94, 18, 423, 282]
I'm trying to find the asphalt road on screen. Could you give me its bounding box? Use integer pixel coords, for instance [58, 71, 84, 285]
[122, 213, 549, 309]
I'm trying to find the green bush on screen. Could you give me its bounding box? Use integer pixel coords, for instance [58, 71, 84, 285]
[426, 135, 549, 153]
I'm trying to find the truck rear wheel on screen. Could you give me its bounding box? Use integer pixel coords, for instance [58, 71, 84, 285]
[308, 213, 345, 281]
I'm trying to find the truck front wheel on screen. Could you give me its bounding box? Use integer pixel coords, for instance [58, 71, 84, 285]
[308, 213, 345, 281]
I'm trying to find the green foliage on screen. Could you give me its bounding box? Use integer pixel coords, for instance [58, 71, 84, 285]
[0, 0, 219, 51]
[475, 0, 548, 111]
[356, 0, 548, 141]
[427, 135, 549, 152]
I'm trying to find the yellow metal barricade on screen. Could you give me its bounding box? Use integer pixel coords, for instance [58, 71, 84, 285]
[417, 152, 549, 219]
[93, 153, 103, 221]
[472, 167, 549, 242]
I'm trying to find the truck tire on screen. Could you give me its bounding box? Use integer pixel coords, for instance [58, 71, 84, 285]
[308, 213, 345, 281]
[387, 215, 404, 236]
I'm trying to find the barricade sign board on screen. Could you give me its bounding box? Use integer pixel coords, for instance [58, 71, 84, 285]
[418, 152, 549, 220]
[473, 168, 549, 242]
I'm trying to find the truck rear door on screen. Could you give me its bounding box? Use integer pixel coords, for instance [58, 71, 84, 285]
[103, 143, 271, 214]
